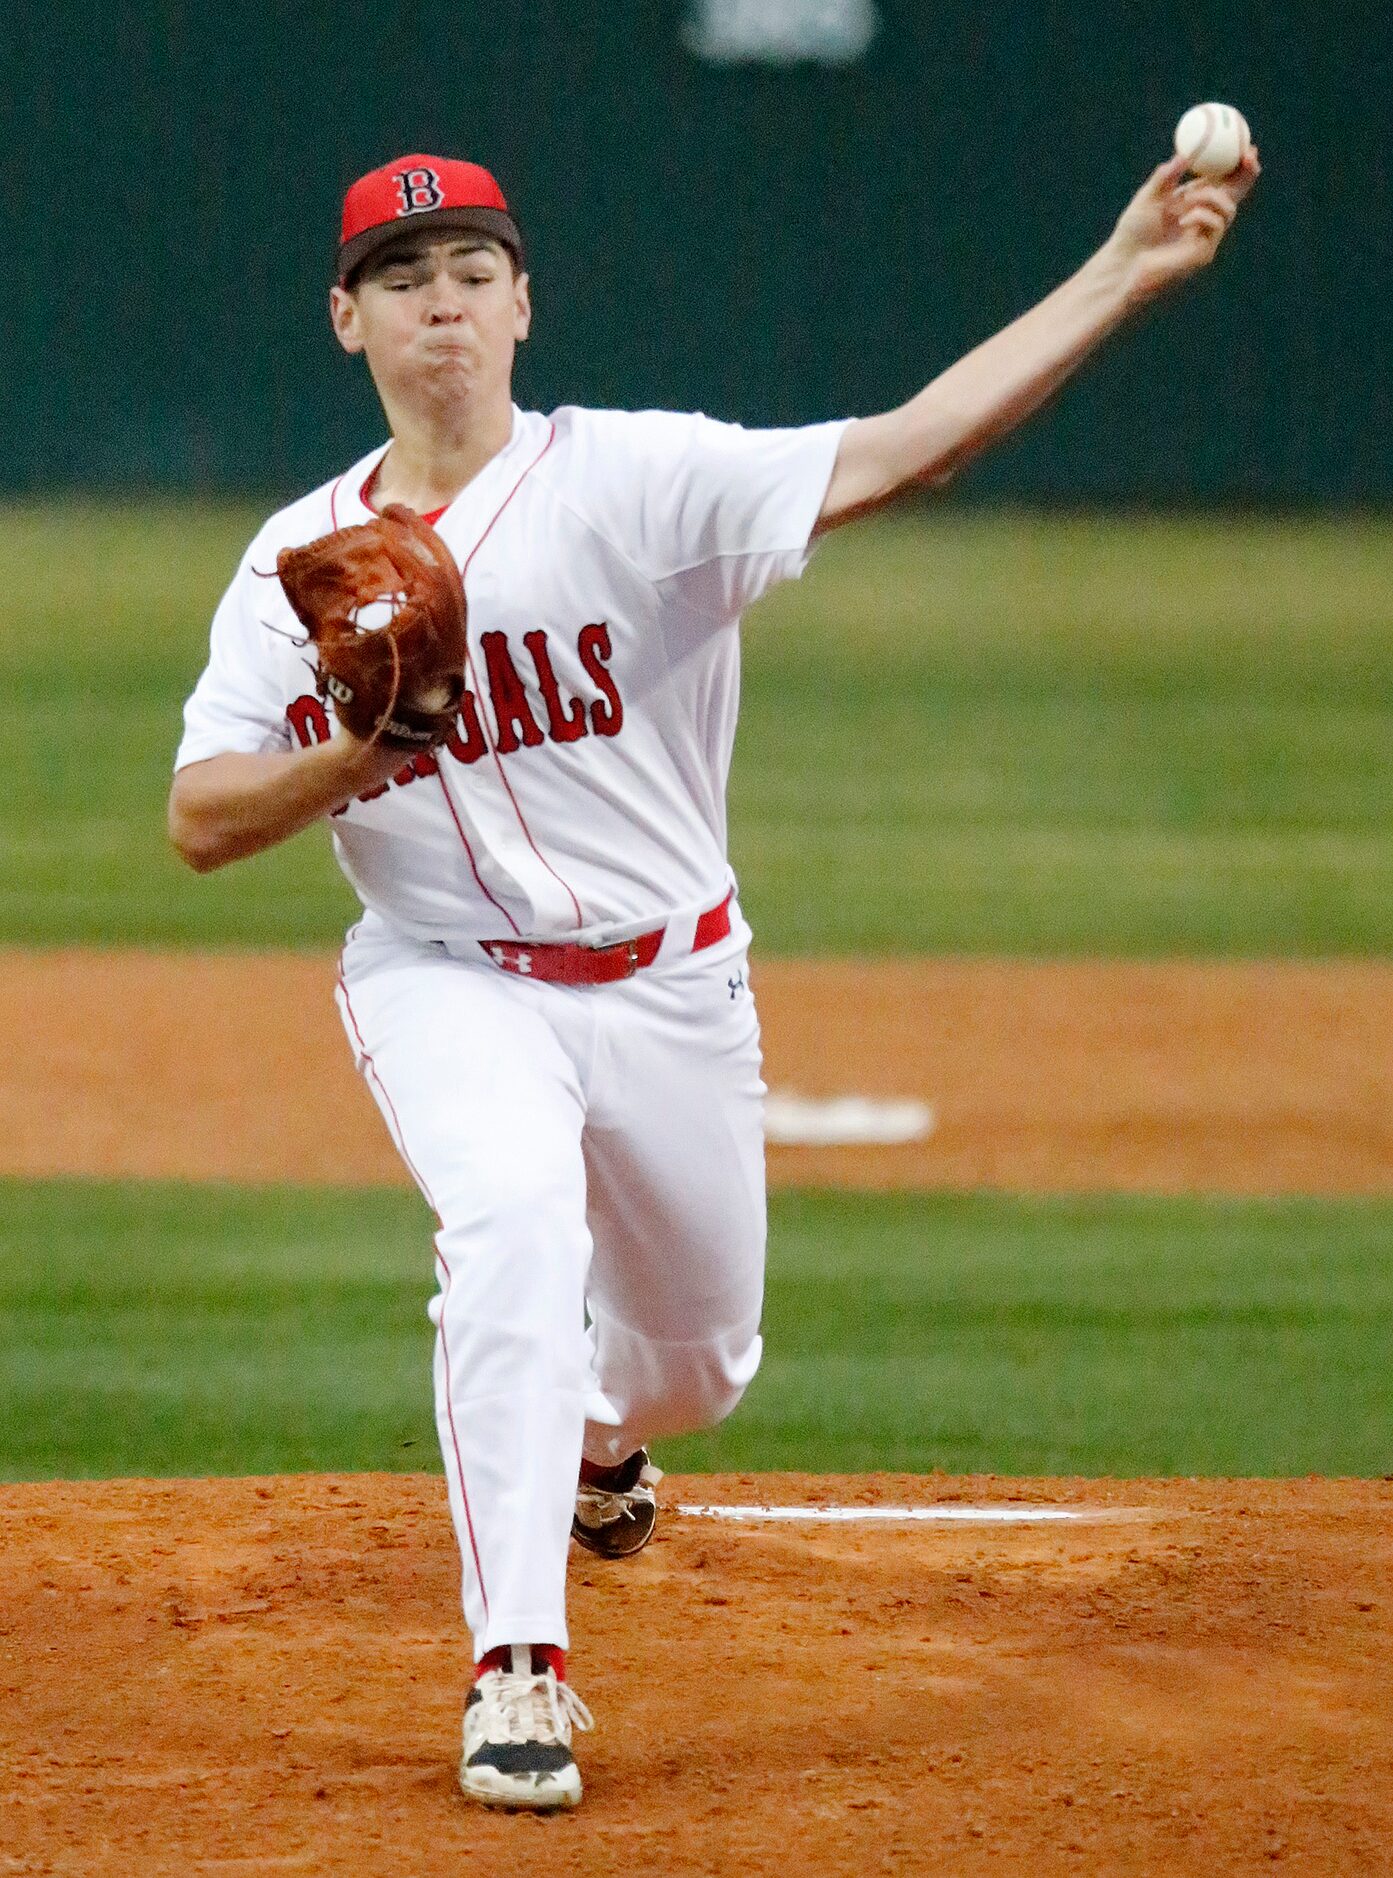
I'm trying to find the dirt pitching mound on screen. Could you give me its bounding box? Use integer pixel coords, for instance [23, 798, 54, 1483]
[7, 949, 1393, 1193]
[2, 1472, 1388, 1875]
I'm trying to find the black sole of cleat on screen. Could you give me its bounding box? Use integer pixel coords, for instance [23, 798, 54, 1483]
[570, 1503, 658, 1559]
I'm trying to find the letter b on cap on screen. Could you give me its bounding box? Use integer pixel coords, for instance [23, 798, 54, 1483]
[394, 167, 444, 215]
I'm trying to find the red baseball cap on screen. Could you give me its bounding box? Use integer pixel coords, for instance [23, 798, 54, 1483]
[337, 154, 523, 285]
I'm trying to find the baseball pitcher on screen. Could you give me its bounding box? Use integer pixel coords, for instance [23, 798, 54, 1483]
[169, 145, 1258, 1809]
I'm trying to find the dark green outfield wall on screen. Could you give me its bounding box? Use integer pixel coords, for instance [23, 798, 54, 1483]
[4, 1, 1387, 502]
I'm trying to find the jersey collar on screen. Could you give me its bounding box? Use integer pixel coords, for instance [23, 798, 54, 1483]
[344, 406, 534, 533]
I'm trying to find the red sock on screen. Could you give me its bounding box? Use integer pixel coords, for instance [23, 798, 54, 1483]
[475, 1643, 567, 1682]
[580, 1450, 644, 1491]
[532, 1643, 567, 1681]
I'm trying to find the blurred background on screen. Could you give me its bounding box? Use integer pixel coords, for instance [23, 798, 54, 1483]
[2, 1, 1390, 1483]
[5, 0, 1389, 502]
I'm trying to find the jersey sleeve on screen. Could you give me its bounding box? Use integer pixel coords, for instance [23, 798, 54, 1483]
[569, 409, 851, 621]
[174, 548, 293, 770]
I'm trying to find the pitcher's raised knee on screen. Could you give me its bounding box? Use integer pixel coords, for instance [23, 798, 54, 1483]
[586, 1316, 763, 1459]
[692, 1325, 763, 1427]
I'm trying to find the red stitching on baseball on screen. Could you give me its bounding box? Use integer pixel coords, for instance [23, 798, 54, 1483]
[1190, 104, 1216, 166]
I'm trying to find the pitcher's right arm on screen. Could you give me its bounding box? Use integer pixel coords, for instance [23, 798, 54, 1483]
[168, 735, 403, 873]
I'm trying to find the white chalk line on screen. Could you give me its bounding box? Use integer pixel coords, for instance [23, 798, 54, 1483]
[763, 1090, 935, 1146]
[676, 1503, 1088, 1525]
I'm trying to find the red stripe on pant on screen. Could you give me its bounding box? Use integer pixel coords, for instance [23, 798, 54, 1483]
[338, 972, 490, 1621]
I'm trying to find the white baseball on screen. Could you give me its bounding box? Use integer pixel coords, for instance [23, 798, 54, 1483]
[1173, 102, 1251, 178]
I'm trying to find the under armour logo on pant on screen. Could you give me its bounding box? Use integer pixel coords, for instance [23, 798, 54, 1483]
[728, 972, 745, 999]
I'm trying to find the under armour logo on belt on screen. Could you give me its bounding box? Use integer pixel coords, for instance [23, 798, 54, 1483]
[488, 944, 533, 975]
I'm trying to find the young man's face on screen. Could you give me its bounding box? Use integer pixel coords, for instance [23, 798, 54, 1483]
[330, 234, 531, 412]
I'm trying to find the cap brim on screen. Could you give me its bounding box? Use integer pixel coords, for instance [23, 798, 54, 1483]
[337, 206, 523, 284]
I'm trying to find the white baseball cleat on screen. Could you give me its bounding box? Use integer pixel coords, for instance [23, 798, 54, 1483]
[459, 1647, 595, 1811]
[572, 1449, 664, 1558]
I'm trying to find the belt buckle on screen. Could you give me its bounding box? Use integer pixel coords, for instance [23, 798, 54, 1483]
[593, 936, 641, 978]
[601, 937, 640, 978]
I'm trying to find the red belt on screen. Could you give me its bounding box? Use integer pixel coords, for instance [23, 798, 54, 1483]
[479, 891, 733, 986]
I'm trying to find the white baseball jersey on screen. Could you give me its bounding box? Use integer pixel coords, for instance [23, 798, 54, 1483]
[177, 405, 848, 945]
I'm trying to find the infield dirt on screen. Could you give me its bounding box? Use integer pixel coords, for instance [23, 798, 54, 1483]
[9, 952, 1391, 1869]
[3, 1472, 1389, 1876]
[7, 949, 1393, 1193]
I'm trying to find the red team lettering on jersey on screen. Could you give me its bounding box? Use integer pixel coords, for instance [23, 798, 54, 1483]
[177, 403, 848, 944]
[284, 624, 625, 803]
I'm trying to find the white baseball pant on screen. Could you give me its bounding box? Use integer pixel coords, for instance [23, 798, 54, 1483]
[336, 911, 766, 1658]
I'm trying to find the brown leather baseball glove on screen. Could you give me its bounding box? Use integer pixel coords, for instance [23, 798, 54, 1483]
[276, 505, 468, 751]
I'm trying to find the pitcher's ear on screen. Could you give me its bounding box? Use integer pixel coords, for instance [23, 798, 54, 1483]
[330, 285, 364, 355]
[513, 271, 532, 344]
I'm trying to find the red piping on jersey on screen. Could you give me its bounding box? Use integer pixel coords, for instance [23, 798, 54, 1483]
[330, 457, 520, 931]
[337, 971, 490, 1619]
[360, 462, 445, 526]
[435, 769, 522, 935]
[342, 423, 586, 933]
[328, 464, 353, 530]
[349, 456, 518, 929]
[453, 422, 586, 932]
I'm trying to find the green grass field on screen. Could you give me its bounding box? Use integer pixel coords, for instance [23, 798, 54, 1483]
[3, 1180, 1389, 1482]
[4, 504, 1390, 1485]
[4, 504, 1392, 952]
